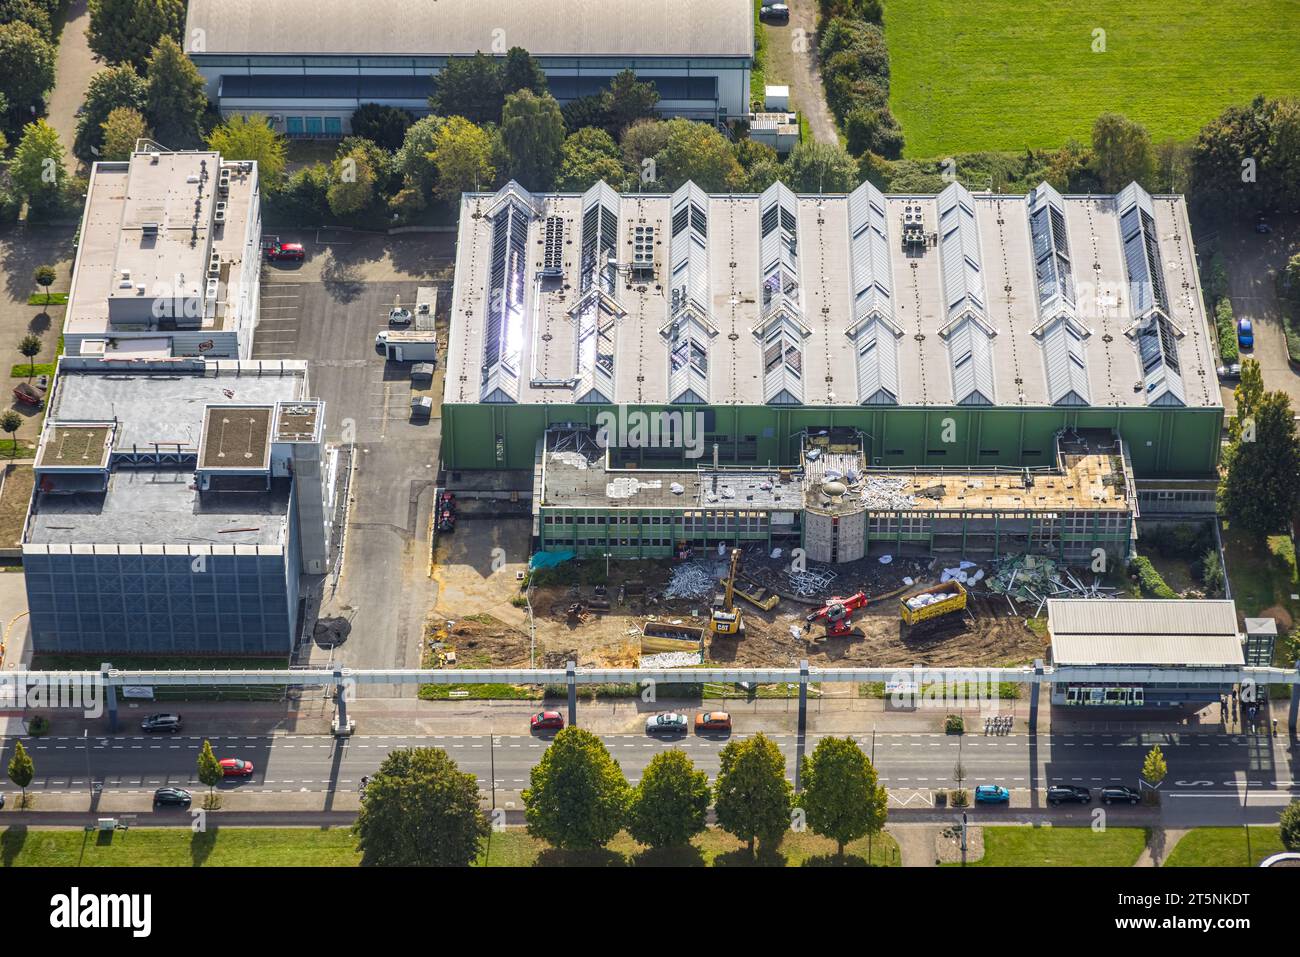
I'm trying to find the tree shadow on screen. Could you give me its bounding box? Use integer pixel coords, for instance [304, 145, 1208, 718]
[802, 852, 871, 867]
[712, 846, 789, 867]
[190, 827, 219, 867]
[534, 847, 627, 867]
[320, 255, 364, 304]
[629, 844, 706, 867]
[0, 824, 28, 866]
[28, 312, 51, 335]
[0, 226, 77, 301]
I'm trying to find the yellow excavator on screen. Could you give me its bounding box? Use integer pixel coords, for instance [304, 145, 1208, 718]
[708, 548, 746, 638]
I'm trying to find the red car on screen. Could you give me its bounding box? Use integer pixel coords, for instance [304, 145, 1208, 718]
[265, 242, 304, 262]
[530, 710, 564, 732]
[219, 758, 255, 777]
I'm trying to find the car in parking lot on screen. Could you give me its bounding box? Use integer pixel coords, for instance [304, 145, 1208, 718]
[759, 2, 789, 22]
[1100, 785, 1141, 805]
[645, 712, 689, 735]
[265, 241, 304, 262]
[1255, 214, 1272, 234]
[974, 784, 1010, 804]
[141, 713, 182, 733]
[530, 710, 565, 732]
[695, 711, 732, 732]
[219, 758, 254, 777]
[153, 787, 192, 807]
[1217, 362, 1242, 380]
[388, 306, 413, 326]
[1237, 317, 1253, 349]
[411, 362, 435, 383]
[1047, 784, 1091, 805]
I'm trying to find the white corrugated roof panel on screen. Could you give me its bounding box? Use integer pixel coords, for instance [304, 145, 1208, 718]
[1048, 598, 1243, 667]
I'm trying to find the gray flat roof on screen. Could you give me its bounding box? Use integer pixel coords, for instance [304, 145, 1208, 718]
[49, 360, 306, 453]
[186, 0, 753, 58]
[26, 469, 289, 547]
[446, 181, 1221, 410]
[1048, 598, 1244, 667]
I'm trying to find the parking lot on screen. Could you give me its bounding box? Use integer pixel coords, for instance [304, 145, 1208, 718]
[252, 233, 453, 687]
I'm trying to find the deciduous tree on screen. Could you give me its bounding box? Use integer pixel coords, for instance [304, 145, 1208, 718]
[349, 103, 415, 151]
[430, 52, 504, 125]
[87, 0, 185, 71]
[430, 116, 496, 202]
[654, 117, 744, 192]
[523, 726, 630, 850]
[207, 115, 287, 188]
[500, 89, 565, 190]
[1091, 112, 1154, 191]
[0, 20, 55, 114]
[714, 732, 792, 857]
[1219, 387, 1300, 536]
[100, 106, 150, 161]
[74, 64, 148, 161]
[7, 740, 33, 802]
[784, 139, 858, 193]
[351, 747, 490, 866]
[799, 736, 887, 857]
[10, 120, 67, 213]
[556, 127, 625, 191]
[627, 749, 710, 849]
[144, 35, 207, 149]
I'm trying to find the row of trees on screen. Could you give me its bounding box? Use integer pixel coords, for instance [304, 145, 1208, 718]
[351, 731, 888, 866]
[1218, 358, 1300, 537]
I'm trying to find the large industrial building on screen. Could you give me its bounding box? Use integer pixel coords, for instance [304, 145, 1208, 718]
[63, 146, 262, 361]
[20, 357, 334, 656]
[443, 177, 1223, 561]
[186, 0, 753, 135]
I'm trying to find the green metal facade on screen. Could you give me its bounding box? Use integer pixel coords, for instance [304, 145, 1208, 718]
[441, 403, 1223, 477]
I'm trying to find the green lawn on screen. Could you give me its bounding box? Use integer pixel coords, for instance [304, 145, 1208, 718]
[9, 363, 55, 379]
[27, 293, 68, 306]
[0, 827, 361, 867]
[1163, 826, 1287, 867]
[950, 825, 1148, 866]
[0, 826, 899, 867]
[885, 0, 1300, 156]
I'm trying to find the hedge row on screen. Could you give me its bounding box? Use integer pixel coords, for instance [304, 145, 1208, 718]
[818, 14, 903, 158]
[1215, 297, 1239, 365]
[1127, 555, 1178, 599]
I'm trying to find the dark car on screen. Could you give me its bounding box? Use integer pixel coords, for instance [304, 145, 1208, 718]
[141, 713, 182, 733]
[1047, 784, 1091, 805]
[759, 3, 789, 22]
[153, 787, 192, 807]
[1255, 215, 1272, 234]
[1100, 785, 1141, 805]
[530, 710, 564, 731]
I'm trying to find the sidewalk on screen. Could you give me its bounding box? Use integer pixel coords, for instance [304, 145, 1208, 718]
[45, 1, 97, 161]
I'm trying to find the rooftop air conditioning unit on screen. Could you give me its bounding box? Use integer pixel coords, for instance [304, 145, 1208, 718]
[214, 202, 227, 223]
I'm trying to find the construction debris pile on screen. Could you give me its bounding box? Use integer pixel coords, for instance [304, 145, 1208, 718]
[904, 587, 961, 611]
[639, 650, 703, 668]
[940, 560, 984, 585]
[984, 554, 1116, 616]
[787, 565, 837, 598]
[664, 563, 716, 600]
[859, 476, 918, 509]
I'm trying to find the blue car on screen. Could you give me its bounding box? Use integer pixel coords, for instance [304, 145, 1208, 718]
[974, 785, 1010, 805]
[1237, 318, 1253, 349]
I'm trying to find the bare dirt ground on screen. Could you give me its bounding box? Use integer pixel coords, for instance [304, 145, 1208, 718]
[433, 551, 1046, 671]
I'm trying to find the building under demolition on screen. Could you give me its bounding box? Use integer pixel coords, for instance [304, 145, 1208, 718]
[444, 177, 1220, 563]
[536, 426, 1135, 563]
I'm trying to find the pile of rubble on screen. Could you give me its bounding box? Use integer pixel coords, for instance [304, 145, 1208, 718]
[664, 563, 716, 600]
[787, 565, 837, 598]
[639, 650, 703, 668]
[984, 554, 1116, 616]
[939, 560, 985, 586]
[859, 476, 917, 509]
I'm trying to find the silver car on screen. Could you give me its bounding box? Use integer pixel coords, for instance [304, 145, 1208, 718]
[645, 712, 689, 735]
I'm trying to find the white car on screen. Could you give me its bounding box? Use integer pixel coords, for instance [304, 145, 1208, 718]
[645, 712, 689, 735]
[388, 307, 412, 326]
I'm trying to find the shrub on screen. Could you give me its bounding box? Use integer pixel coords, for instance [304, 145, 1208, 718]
[1128, 555, 1178, 599]
[844, 105, 904, 159]
[1281, 800, 1300, 851]
[1215, 297, 1238, 365]
[27, 715, 50, 735]
[950, 789, 969, 807]
[1200, 547, 1224, 597]
[944, 714, 964, 735]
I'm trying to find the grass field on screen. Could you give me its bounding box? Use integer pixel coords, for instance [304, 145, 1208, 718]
[949, 826, 1148, 866]
[1163, 826, 1286, 867]
[0, 826, 900, 867]
[884, 1, 1300, 156]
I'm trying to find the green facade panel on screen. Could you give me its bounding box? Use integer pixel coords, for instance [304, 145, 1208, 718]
[443, 403, 1223, 478]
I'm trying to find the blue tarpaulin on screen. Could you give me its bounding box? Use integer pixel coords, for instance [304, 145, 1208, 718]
[529, 550, 576, 570]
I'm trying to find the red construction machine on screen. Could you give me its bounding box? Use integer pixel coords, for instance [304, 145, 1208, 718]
[804, 591, 870, 639]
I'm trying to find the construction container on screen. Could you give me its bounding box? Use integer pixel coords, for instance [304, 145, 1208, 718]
[899, 581, 967, 626]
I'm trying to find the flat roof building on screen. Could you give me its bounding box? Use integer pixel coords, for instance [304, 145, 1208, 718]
[1047, 598, 1244, 707]
[64, 146, 262, 361]
[21, 357, 334, 656]
[187, 0, 753, 135]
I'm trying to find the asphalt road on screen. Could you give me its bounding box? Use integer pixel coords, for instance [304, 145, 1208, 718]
[8, 728, 1295, 810]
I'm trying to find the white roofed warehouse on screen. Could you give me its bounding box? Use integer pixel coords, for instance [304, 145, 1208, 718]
[442, 178, 1224, 564]
[185, 0, 754, 135]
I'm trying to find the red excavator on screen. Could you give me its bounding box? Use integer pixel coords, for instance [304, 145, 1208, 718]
[804, 592, 869, 639]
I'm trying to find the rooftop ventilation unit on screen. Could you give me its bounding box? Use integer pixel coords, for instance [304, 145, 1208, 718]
[208, 252, 221, 279]
[631, 224, 656, 280]
[141, 222, 159, 236]
[213, 201, 227, 223]
[218, 168, 231, 196]
[205, 277, 220, 301]
[541, 215, 564, 278]
[901, 204, 926, 249]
